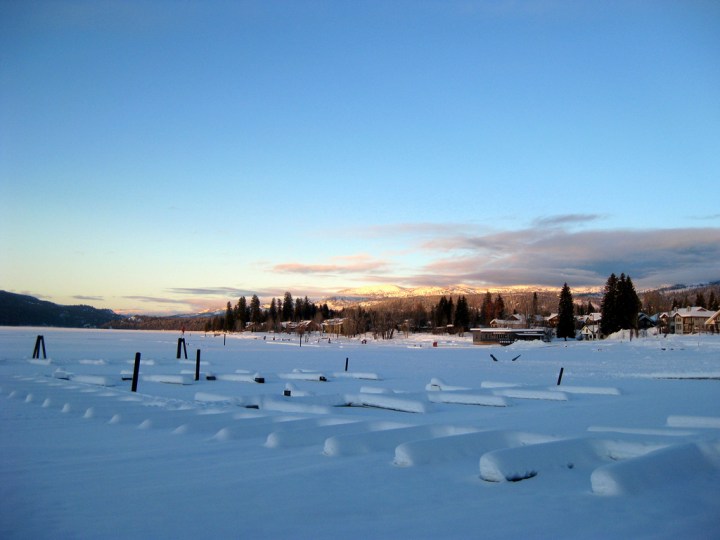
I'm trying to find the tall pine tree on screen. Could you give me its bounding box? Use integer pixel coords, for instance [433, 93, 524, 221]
[600, 273, 619, 336]
[556, 283, 575, 340]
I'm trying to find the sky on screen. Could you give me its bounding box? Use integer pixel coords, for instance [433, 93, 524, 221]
[1, 0, 719, 314]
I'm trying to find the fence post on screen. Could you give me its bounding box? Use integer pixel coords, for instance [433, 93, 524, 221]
[177, 338, 187, 359]
[556, 367, 564, 386]
[32, 335, 47, 359]
[195, 349, 201, 381]
[131, 352, 141, 392]
[345, 357, 349, 372]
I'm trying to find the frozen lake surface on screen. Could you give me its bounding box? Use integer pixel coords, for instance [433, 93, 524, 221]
[1, 327, 719, 539]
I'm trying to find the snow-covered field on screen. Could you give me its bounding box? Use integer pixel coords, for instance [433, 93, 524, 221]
[1, 327, 719, 539]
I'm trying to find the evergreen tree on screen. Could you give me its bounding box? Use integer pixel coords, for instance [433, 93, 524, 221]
[600, 273, 619, 336]
[236, 296, 248, 329]
[587, 300, 595, 314]
[708, 291, 718, 311]
[494, 294, 506, 320]
[531, 292, 539, 318]
[556, 283, 575, 340]
[224, 302, 235, 332]
[618, 274, 641, 334]
[480, 292, 494, 326]
[695, 292, 706, 308]
[294, 296, 304, 321]
[268, 298, 278, 329]
[454, 296, 470, 332]
[249, 295, 262, 326]
[282, 292, 294, 321]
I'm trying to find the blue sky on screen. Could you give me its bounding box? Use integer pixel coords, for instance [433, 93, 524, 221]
[1, 0, 719, 314]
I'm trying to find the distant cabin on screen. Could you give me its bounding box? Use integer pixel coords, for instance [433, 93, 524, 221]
[471, 328, 552, 346]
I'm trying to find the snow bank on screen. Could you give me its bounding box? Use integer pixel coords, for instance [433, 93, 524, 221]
[344, 392, 429, 413]
[548, 385, 620, 395]
[324, 424, 477, 457]
[427, 392, 507, 407]
[479, 438, 666, 482]
[278, 372, 328, 382]
[394, 430, 556, 467]
[265, 420, 406, 449]
[666, 415, 720, 429]
[332, 371, 381, 380]
[425, 378, 469, 391]
[492, 388, 568, 401]
[142, 374, 193, 385]
[591, 442, 720, 495]
[215, 373, 265, 383]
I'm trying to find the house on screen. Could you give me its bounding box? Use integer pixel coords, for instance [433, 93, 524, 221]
[471, 327, 552, 345]
[637, 312, 657, 330]
[490, 314, 526, 329]
[705, 310, 720, 333]
[545, 314, 559, 327]
[670, 307, 715, 334]
[322, 318, 345, 335]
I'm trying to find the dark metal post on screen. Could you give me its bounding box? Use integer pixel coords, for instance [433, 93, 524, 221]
[131, 352, 141, 392]
[33, 335, 47, 359]
[556, 367, 564, 386]
[177, 338, 187, 359]
[345, 357, 349, 372]
[195, 349, 201, 381]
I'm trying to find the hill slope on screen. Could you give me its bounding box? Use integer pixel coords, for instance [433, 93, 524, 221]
[0, 291, 123, 328]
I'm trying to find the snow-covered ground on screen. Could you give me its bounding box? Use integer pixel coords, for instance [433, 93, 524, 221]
[1, 327, 719, 539]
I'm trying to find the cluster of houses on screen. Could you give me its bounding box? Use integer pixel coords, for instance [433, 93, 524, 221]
[272, 307, 720, 346]
[476, 306, 720, 344]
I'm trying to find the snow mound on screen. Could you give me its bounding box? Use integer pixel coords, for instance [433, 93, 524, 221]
[142, 374, 193, 385]
[394, 430, 556, 467]
[666, 415, 720, 429]
[492, 388, 568, 401]
[591, 442, 720, 495]
[427, 392, 507, 407]
[332, 372, 381, 380]
[324, 424, 477, 457]
[548, 385, 620, 395]
[344, 393, 429, 413]
[278, 372, 328, 382]
[425, 378, 470, 391]
[265, 420, 405, 449]
[480, 438, 666, 482]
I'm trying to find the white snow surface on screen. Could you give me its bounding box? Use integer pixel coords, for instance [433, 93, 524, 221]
[1, 327, 720, 539]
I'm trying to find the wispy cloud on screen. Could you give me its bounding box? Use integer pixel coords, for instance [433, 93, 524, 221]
[273, 254, 390, 275]
[533, 214, 605, 228]
[166, 287, 260, 298]
[73, 295, 105, 302]
[414, 227, 720, 290]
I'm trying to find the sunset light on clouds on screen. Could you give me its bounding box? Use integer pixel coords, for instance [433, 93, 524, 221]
[1, 1, 719, 314]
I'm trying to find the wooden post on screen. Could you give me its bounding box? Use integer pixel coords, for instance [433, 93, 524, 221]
[345, 357, 349, 372]
[32, 335, 47, 359]
[195, 349, 201, 381]
[223, 333, 226, 346]
[556, 367, 564, 386]
[177, 338, 187, 359]
[131, 352, 141, 392]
